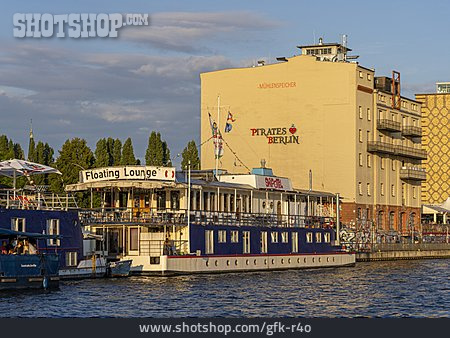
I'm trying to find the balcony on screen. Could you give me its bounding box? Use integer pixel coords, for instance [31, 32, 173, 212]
[367, 141, 395, 154]
[377, 119, 402, 132]
[402, 125, 422, 137]
[400, 167, 426, 181]
[395, 145, 427, 160]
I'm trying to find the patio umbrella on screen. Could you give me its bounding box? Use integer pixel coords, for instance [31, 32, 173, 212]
[0, 159, 61, 198]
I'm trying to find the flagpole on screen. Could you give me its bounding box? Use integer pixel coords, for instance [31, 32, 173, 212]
[215, 94, 220, 178]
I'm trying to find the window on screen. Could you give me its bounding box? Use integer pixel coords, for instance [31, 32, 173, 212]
[392, 159, 396, 171]
[292, 232, 298, 253]
[381, 158, 385, 169]
[231, 230, 239, 243]
[324, 233, 331, 243]
[65, 252, 78, 267]
[205, 230, 214, 254]
[391, 184, 395, 197]
[281, 232, 288, 243]
[358, 182, 362, 195]
[367, 130, 371, 143]
[11, 218, 26, 232]
[315, 232, 322, 243]
[271, 232, 278, 243]
[381, 183, 385, 196]
[129, 227, 139, 251]
[261, 231, 268, 253]
[359, 129, 363, 142]
[306, 232, 313, 243]
[367, 154, 371, 167]
[170, 190, 180, 210]
[218, 230, 227, 243]
[243, 231, 250, 254]
[413, 187, 417, 199]
[389, 212, 395, 230]
[47, 219, 60, 246]
[367, 183, 371, 196]
[359, 153, 363, 166]
[367, 108, 371, 121]
[367, 73, 372, 81]
[359, 71, 363, 78]
[156, 191, 166, 210]
[359, 106, 363, 119]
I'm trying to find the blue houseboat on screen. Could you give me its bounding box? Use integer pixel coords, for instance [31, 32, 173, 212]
[67, 165, 355, 275]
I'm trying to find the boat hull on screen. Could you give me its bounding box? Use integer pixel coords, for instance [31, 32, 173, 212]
[125, 252, 355, 275]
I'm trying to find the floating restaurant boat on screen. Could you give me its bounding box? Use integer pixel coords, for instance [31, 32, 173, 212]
[67, 165, 355, 275]
[0, 228, 60, 290]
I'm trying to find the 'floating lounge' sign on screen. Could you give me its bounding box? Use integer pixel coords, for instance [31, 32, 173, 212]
[80, 166, 175, 183]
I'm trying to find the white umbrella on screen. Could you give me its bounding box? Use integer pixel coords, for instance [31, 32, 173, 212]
[0, 159, 62, 198]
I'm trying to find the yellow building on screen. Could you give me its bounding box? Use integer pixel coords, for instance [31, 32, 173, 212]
[416, 83, 450, 205]
[200, 39, 424, 235]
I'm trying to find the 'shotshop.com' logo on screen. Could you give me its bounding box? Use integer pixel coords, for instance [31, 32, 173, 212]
[13, 13, 149, 38]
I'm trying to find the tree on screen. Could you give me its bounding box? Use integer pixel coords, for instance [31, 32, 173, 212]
[121, 138, 136, 165]
[112, 138, 122, 165]
[94, 138, 110, 168]
[162, 141, 172, 166]
[27, 137, 35, 162]
[106, 137, 115, 166]
[33, 141, 54, 186]
[145, 131, 163, 166]
[181, 140, 200, 170]
[51, 138, 95, 201]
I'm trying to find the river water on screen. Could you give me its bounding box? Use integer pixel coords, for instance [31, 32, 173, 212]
[0, 259, 448, 317]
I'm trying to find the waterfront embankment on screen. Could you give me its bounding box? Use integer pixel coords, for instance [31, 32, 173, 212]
[356, 243, 450, 261]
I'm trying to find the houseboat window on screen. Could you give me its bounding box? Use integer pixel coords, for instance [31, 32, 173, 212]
[65, 252, 78, 267]
[144, 195, 150, 208]
[243, 231, 250, 254]
[11, 218, 26, 232]
[195, 191, 200, 211]
[129, 228, 139, 251]
[205, 230, 214, 254]
[281, 232, 289, 243]
[203, 192, 208, 210]
[292, 232, 298, 253]
[231, 230, 239, 243]
[223, 194, 228, 212]
[95, 228, 104, 251]
[324, 233, 331, 243]
[271, 232, 279, 243]
[218, 230, 227, 243]
[261, 231, 268, 253]
[170, 191, 180, 210]
[315, 232, 322, 243]
[157, 191, 166, 210]
[306, 232, 313, 243]
[46, 219, 60, 246]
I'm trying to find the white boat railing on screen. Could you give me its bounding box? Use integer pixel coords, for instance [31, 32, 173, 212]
[0, 189, 78, 210]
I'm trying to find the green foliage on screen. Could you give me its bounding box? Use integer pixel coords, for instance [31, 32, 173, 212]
[94, 138, 110, 167]
[33, 141, 55, 186]
[121, 137, 136, 165]
[112, 138, 122, 165]
[162, 141, 172, 166]
[27, 137, 36, 162]
[181, 140, 200, 170]
[51, 138, 95, 193]
[145, 131, 162, 165]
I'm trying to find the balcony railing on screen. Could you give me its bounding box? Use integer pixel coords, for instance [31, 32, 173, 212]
[377, 119, 402, 132]
[400, 167, 426, 181]
[395, 145, 427, 160]
[367, 141, 395, 154]
[402, 125, 422, 137]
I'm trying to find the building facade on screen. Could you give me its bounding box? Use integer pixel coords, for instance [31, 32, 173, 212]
[415, 83, 450, 205]
[200, 39, 424, 236]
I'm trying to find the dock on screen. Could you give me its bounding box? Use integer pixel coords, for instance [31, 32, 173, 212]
[356, 243, 450, 261]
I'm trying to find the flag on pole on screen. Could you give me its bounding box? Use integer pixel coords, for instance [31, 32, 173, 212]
[208, 113, 224, 158]
[224, 111, 236, 133]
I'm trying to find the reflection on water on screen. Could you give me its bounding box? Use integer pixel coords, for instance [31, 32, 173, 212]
[1, 260, 448, 317]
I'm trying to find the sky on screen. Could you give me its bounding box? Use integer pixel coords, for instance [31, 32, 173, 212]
[0, 0, 449, 167]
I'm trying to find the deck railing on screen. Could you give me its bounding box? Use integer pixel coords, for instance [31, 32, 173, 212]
[79, 208, 335, 229]
[0, 189, 78, 210]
